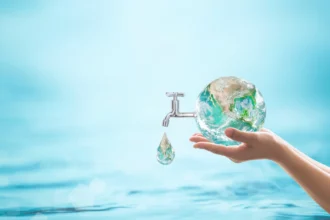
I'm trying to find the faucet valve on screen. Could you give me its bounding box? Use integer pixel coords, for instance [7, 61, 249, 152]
[162, 92, 196, 127]
[166, 92, 185, 98]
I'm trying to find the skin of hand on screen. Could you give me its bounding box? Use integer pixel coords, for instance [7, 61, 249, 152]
[190, 128, 284, 163]
[190, 128, 330, 214]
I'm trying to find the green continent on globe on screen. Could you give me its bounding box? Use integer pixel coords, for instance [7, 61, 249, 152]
[195, 76, 266, 146]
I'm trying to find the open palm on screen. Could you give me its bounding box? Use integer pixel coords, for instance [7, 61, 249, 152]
[190, 128, 283, 163]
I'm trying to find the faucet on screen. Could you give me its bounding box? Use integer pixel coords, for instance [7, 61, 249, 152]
[162, 92, 196, 127]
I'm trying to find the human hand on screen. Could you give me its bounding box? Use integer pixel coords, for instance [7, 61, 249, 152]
[190, 128, 287, 163]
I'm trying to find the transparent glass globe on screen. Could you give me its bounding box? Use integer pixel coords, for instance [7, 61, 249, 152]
[195, 76, 266, 146]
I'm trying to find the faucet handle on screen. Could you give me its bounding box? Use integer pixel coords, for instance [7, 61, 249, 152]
[166, 92, 185, 98]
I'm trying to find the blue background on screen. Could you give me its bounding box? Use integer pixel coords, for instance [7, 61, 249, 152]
[0, 0, 329, 219]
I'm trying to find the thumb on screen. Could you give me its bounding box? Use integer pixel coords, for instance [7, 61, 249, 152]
[225, 128, 258, 144]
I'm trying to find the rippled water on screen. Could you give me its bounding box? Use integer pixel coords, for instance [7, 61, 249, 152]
[0, 130, 329, 219]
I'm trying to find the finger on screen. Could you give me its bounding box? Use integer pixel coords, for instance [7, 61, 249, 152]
[229, 157, 243, 163]
[225, 128, 258, 144]
[189, 136, 210, 143]
[192, 133, 203, 137]
[194, 142, 243, 157]
[260, 128, 270, 133]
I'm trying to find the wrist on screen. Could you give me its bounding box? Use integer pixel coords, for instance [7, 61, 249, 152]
[271, 141, 291, 164]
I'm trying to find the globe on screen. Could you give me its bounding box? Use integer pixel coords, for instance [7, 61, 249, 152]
[195, 76, 266, 146]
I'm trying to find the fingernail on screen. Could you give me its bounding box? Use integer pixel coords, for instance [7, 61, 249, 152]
[225, 128, 234, 137]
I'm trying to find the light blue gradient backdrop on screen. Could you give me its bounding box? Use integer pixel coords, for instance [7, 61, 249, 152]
[0, 0, 330, 219]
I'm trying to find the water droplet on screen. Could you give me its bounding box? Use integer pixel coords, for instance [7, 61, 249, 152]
[157, 132, 175, 165]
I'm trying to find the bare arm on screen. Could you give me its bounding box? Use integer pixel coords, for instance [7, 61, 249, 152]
[265, 129, 330, 174]
[190, 128, 330, 214]
[276, 143, 330, 213]
[291, 147, 330, 174]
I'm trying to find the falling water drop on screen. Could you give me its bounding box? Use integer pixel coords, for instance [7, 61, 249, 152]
[157, 132, 175, 165]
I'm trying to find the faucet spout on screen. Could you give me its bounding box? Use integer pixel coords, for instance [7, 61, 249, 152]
[162, 112, 173, 127]
[162, 92, 196, 127]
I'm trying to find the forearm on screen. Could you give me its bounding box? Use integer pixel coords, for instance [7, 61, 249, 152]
[291, 147, 330, 174]
[275, 143, 330, 213]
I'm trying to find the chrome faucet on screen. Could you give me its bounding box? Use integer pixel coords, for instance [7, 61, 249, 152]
[162, 92, 196, 127]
